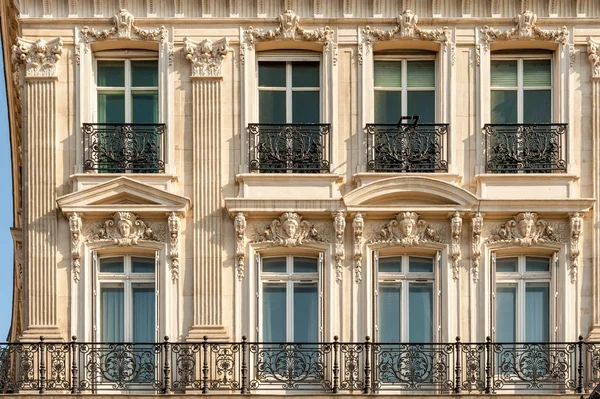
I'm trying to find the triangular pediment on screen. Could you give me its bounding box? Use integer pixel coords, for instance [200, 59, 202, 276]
[57, 177, 190, 216]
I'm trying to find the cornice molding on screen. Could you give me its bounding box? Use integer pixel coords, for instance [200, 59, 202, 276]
[184, 37, 229, 78]
[12, 37, 63, 79]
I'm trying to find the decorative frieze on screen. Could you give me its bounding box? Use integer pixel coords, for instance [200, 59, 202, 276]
[254, 212, 327, 247]
[471, 212, 483, 283]
[81, 9, 167, 46]
[168, 212, 181, 281]
[588, 37, 600, 79]
[12, 37, 63, 78]
[184, 37, 230, 78]
[353, 212, 364, 283]
[234, 212, 246, 281]
[88, 212, 162, 246]
[369, 212, 442, 246]
[487, 212, 559, 247]
[332, 211, 346, 283]
[569, 213, 582, 283]
[69, 212, 82, 283]
[451, 212, 462, 281]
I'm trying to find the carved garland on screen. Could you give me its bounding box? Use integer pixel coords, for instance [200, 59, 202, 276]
[12, 37, 63, 79]
[332, 211, 346, 283]
[588, 37, 600, 79]
[451, 212, 462, 281]
[353, 212, 364, 283]
[234, 212, 247, 281]
[569, 213, 582, 284]
[184, 37, 230, 78]
[253, 212, 327, 247]
[471, 212, 483, 283]
[486, 212, 559, 247]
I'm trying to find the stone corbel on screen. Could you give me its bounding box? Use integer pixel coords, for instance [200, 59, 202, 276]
[451, 212, 462, 281]
[471, 212, 483, 283]
[234, 212, 246, 280]
[332, 211, 346, 283]
[352, 212, 364, 283]
[12, 37, 63, 79]
[168, 212, 181, 281]
[588, 37, 600, 80]
[81, 9, 168, 47]
[184, 37, 230, 78]
[569, 212, 583, 283]
[69, 212, 82, 283]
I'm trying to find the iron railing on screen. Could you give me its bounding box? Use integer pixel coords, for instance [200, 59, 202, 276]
[82, 123, 166, 173]
[1, 336, 599, 394]
[365, 123, 449, 173]
[483, 123, 567, 173]
[248, 123, 331, 173]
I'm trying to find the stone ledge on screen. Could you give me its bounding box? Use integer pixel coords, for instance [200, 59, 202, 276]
[235, 173, 345, 200]
[475, 173, 580, 199]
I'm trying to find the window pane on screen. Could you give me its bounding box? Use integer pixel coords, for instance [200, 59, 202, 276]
[407, 91, 435, 123]
[526, 283, 549, 342]
[496, 286, 516, 342]
[523, 60, 551, 87]
[491, 90, 517, 124]
[132, 257, 155, 273]
[496, 257, 518, 272]
[374, 90, 402, 124]
[132, 91, 159, 124]
[409, 257, 434, 273]
[258, 62, 286, 87]
[262, 257, 286, 273]
[259, 90, 286, 123]
[374, 61, 402, 87]
[98, 92, 125, 123]
[263, 284, 286, 342]
[409, 283, 433, 342]
[379, 257, 402, 273]
[379, 283, 400, 342]
[293, 257, 318, 273]
[97, 61, 125, 87]
[491, 60, 517, 87]
[526, 257, 550, 272]
[292, 62, 319, 87]
[100, 257, 124, 273]
[523, 90, 551, 123]
[407, 61, 435, 88]
[294, 283, 318, 342]
[101, 285, 124, 342]
[133, 284, 155, 342]
[131, 60, 158, 87]
[292, 91, 320, 123]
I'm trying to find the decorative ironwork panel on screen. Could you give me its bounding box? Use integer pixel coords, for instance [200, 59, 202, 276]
[339, 342, 365, 391]
[82, 123, 166, 173]
[365, 123, 449, 173]
[248, 124, 331, 173]
[483, 124, 567, 173]
[460, 343, 486, 393]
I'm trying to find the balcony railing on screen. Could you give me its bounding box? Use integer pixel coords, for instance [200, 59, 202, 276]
[365, 123, 449, 173]
[248, 123, 331, 173]
[1, 336, 598, 394]
[483, 123, 567, 173]
[83, 123, 166, 173]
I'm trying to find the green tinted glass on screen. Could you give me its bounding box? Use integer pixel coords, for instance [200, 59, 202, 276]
[374, 90, 402, 124]
[97, 61, 125, 87]
[407, 91, 435, 123]
[132, 91, 158, 123]
[491, 90, 517, 124]
[258, 62, 286, 87]
[378, 257, 402, 273]
[496, 257, 518, 272]
[523, 90, 551, 123]
[98, 92, 125, 123]
[100, 257, 124, 273]
[292, 91, 320, 123]
[259, 91, 286, 123]
[526, 257, 550, 272]
[132, 257, 155, 273]
[407, 60, 435, 88]
[523, 60, 551, 87]
[374, 61, 402, 87]
[491, 60, 518, 87]
[131, 60, 158, 87]
[409, 257, 434, 273]
[293, 257, 318, 273]
[292, 62, 319, 87]
[262, 257, 286, 273]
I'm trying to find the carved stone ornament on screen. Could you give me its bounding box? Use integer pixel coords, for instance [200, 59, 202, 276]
[471, 212, 483, 283]
[332, 211, 346, 283]
[588, 37, 600, 79]
[12, 37, 63, 79]
[245, 10, 334, 50]
[81, 9, 168, 46]
[168, 212, 181, 281]
[487, 212, 559, 247]
[69, 212, 82, 283]
[184, 37, 230, 78]
[254, 212, 327, 247]
[234, 212, 247, 280]
[480, 10, 568, 49]
[89, 212, 161, 246]
[569, 213, 582, 283]
[451, 212, 462, 281]
[370, 212, 442, 246]
[353, 212, 364, 283]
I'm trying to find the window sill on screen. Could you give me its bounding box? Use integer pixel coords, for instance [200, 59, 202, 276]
[70, 172, 179, 192]
[475, 173, 579, 199]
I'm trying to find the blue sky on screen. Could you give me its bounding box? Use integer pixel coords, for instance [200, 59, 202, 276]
[0, 33, 15, 340]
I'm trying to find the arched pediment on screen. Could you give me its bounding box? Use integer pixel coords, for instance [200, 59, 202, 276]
[344, 176, 478, 208]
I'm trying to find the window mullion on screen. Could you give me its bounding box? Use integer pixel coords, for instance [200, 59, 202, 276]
[125, 59, 132, 123]
[286, 62, 292, 123]
[402, 60, 408, 116]
[517, 59, 523, 123]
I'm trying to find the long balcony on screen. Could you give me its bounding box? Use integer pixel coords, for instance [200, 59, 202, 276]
[83, 123, 166, 173]
[248, 123, 331, 173]
[1, 337, 598, 394]
[483, 123, 567, 174]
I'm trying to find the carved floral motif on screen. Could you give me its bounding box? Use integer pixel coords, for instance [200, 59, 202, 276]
[332, 211, 346, 283]
[12, 37, 63, 78]
[451, 212, 462, 281]
[570, 213, 582, 283]
[487, 212, 558, 247]
[89, 212, 161, 246]
[234, 212, 247, 280]
[588, 37, 600, 79]
[254, 212, 327, 247]
[69, 212, 82, 283]
[81, 9, 167, 46]
[471, 212, 483, 283]
[168, 212, 181, 281]
[353, 212, 364, 283]
[369, 212, 442, 246]
[184, 37, 229, 78]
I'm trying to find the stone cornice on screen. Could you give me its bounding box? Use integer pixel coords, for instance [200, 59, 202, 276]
[184, 37, 229, 78]
[12, 37, 63, 79]
[80, 9, 168, 46]
[588, 37, 600, 80]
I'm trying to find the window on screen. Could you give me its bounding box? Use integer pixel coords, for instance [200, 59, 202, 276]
[490, 57, 552, 124]
[259, 254, 323, 342]
[374, 253, 439, 342]
[374, 58, 436, 124]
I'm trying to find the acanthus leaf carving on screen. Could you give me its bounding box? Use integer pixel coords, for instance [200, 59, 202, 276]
[69, 212, 82, 283]
[88, 212, 163, 246]
[81, 9, 168, 47]
[451, 212, 462, 281]
[471, 212, 483, 283]
[234, 212, 247, 281]
[486, 212, 559, 247]
[332, 211, 346, 283]
[588, 37, 600, 79]
[353, 212, 364, 283]
[569, 212, 582, 283]
[253, 212, 327, 247]
[168, 212, 181, 281]
[12, 37, 63, 78]
[184, 37, 229, 78]
[369, 212, 442, 246]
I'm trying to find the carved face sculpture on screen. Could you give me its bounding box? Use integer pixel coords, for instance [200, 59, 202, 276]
[473, 215, 483, 234]
[399, 216, 414, 237]
[283, 218, 298, 238]
[118, 219, 133, 238]
[452, 214, 462, 234]
[517, 216, 535, 238]
[571, 215, 582, 233]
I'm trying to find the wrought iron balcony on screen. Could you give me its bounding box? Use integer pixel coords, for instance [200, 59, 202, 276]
[0, 336, 598, 394]
[83, 123, 166, 173]
[248, 123, 331, 173]
[483, 123, 567, 173]
[365, 123, 449, 173]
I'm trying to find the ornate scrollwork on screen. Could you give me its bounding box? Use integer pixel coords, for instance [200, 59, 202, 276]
[332, 211, 346, 283]
[168, 212, 181, 281]
[471, 213, 483, 283]
[69, 212, 82, 283]
[451, 212, 462, 281]
[89, 212, 161, 246]
[234, 212, 247, 280]
[12, 37, 63, 78]
[184, 37, 229, 78]
[569, 213, 582, 283]
[487, 212, 559, 247]
[81, 9, 167, 46]
[588, 37, 600, 79]
[253, 212, 327, 247]
[370, 212, 442, 246]
[352, 213, 364, 283]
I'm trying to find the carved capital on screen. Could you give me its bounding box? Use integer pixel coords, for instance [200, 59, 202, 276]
[332, 211, 346, 283]
[569, 212, 583, 283]
[69, 212, 82, 283]
[81, 9, 168, 46]
[184, 37, 229, 78]
[588, 37, 600, 80]
[168, 212, 181, 281]
[233, 212, 247, 280]
[352, 212, 364, 283]
[451, 212, 462, 281]
[12, 37, 63, 79]
[487, 212, 559, 247]
[254, 212, 327, 247]
[471, 212, 483, 283]
[369, 212, 442, 246]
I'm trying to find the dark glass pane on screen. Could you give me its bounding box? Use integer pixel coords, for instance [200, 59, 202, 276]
[293, 283, 318, 342]
[131, 60, 158, 87]
[525, 283, 549, 342]
[379, 257, 402, 273]
[496, 286, 517, 342]
[409, 283, 433, 342]
[496, 257, 518, 272]
[526, 257, 550, 272]
[101, 285, 124, 342]
[263, 284, 286, 342]
[98, 92, 125, 123]
[491, 90, 517, 124]
[374, 61, 402, 87]
[258, 62, 286, 87]
[379, 283, 400, 342]
[292, 62, 319, 87]
[374, 90, 402, 124]
[293, 257, 318, 273]
[491, 60, 517, 87]
[132, 257, 155, 273]
[262, 257, 286, 273]
[409, 256, 434, 273]
[132, 91, 159, 123]
[523, 60, 551, 87]
[133, 284, 155, 342]
[100, 257, 124, 273]
[259, 90, 286, 123]
[523, 90, 551, 123]
[97, 61, 125, 87]
[292, 91, 320, 123]
[407, 91, 435, 123]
